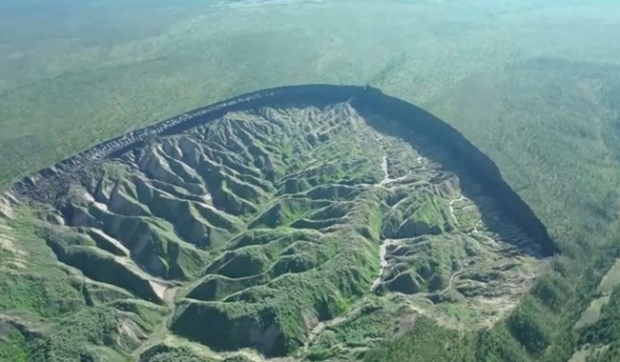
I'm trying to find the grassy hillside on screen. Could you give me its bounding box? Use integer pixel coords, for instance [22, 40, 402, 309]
[0, 102, 552, 360]
[2, 0, 620, 361]
[366, 60, 620, 362]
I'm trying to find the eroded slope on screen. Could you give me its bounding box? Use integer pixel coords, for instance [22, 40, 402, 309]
[1, 101, 551, 361]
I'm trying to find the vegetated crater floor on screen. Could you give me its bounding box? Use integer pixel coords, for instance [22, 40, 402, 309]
[1, 86, 556, 361]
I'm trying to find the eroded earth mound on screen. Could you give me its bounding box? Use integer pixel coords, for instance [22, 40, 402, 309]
[0, 87, 554, 361]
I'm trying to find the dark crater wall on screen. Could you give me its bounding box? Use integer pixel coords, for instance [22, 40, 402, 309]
[9, 84, 558, 255]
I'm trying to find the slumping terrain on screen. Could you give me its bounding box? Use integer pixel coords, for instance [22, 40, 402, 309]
[2, 1, 620, 361]
[0, 91, 553, 361]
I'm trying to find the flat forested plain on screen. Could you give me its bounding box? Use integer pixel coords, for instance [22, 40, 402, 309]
[2, 0, 620, 361]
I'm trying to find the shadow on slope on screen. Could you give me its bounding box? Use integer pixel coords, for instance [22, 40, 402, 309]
[351, 89, 557, 257]
[6, 84, 557, 359]
[11, 84, 556, 258]
[8, 83, 556, 259]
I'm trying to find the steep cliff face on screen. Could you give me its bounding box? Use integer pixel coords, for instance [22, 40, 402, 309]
[4, 85, 556, 360]
[352, 89, 557, 256]
[11, 84, 556, 255]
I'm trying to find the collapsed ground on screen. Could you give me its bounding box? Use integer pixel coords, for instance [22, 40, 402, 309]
[0, 102, 550, 361]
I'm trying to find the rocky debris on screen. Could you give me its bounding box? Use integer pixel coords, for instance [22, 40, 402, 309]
[5, 85, 558, 359]
[8, 86, 558, 257]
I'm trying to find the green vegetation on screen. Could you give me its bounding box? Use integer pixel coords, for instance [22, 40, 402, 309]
[580, 285, 620, 347]
[0, 101, 550, 360]
[2, 0, 620, 361]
